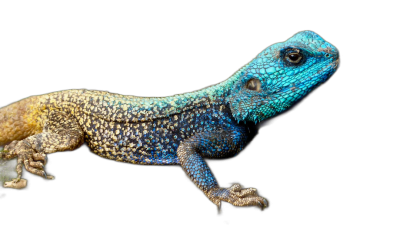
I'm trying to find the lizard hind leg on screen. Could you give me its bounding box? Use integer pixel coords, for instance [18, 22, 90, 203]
[2, 111, 84, 189]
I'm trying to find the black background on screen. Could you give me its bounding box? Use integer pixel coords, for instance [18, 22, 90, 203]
[0, 6, 376, 224]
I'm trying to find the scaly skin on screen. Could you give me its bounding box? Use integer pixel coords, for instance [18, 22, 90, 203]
[0, 31, 339, 209]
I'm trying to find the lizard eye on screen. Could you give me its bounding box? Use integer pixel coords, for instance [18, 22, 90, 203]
[285, 52, 303, 64]
[245, 78, 261, 91]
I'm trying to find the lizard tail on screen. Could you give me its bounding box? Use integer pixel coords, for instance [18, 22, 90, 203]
[0, 96, 40, 146]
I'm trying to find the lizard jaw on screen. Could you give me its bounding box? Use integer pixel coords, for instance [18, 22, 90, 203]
[267, 58, 339, 97]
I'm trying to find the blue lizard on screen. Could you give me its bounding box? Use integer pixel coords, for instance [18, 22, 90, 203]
[0, 30, 339, 209]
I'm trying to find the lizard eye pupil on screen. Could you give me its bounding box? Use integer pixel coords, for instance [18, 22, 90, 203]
[245, 78, 261, 91]
[286, 52, 302, 63]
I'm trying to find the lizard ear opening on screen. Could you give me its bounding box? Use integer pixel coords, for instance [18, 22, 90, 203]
[245, 79, 261, 92]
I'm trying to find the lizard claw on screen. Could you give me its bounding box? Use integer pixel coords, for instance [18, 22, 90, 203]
[217, 202, 222, 214]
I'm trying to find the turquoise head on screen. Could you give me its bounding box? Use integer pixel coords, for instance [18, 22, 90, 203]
[228, 31, 339, 123]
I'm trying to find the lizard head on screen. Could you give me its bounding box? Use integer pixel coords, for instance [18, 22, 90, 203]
[229, 30, 339, 123]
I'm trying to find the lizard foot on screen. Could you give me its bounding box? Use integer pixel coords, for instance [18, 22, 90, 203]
[3, 140, 54, 180]
[207, 184, 268, 210]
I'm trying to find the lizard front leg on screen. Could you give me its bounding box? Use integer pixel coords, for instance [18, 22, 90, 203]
[177, 126, 268, 209]
[1, 111, 84, 188]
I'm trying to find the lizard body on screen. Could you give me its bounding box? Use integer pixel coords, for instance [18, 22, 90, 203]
[0, 31, 339, 208]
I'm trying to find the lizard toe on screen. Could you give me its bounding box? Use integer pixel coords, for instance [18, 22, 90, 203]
[32, 153, 47, 165]
[231, 196, 268, 208]
[28, 156, 44, 169]
[21, 154, 53, 179]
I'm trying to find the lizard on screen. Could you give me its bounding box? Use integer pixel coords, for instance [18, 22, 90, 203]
[0, 31, 339, 208]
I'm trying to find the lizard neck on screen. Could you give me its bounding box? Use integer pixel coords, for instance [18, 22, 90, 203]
[147, 61, 251, 116]
[170, 62, 251, 105]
